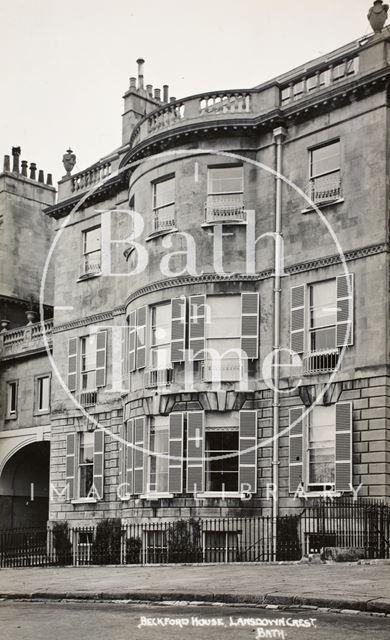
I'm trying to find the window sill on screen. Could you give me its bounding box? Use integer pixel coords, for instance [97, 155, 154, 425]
[34, 409, 50, 417]
[295, 491, 342, 498]
[140, 493, 174, 500]
[145, 228, 178, 242]
[71, 498, 98, 505]
[77, 271, 102, 282]
[5, 415, 17, 421]
[301, 198, 344, 214]
[201, 219, 247, 228]
[196, 491, 246, 499]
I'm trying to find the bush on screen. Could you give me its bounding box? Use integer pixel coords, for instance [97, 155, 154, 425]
[126, 536, 142, 564]
[52, 521, 72, 565]
[91, 518, 122, 564]
[167, 519, 202, 563]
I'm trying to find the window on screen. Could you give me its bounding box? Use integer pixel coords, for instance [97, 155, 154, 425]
[82, 226, 101, 276]
[81, 335, 97, 390]
[308, 141, 341, 205]
[151, 303, 172, 370]
[309, 280, 337, 351]
[205, 430, 239, 492]
[7, 381, 17, 417]
[307, 406, 336, 491]
[148, 417, 169, 494]
[206, 166, 244, 223]
[152, 176, 175, 233]
[78, 432, 94, 498]
[203, 295, 242, 381]
[37, 375, 50, 412]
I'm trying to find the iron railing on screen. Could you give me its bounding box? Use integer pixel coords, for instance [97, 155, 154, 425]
[204, 194, 246, 223]
[1, 498, 389, 567]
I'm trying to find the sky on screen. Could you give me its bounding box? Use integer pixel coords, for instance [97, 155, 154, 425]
[0, 0, 374, 183]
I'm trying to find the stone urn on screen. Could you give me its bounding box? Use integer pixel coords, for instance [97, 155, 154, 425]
[26, 309, 36, 325]
[0, 319, 10, 332]
[62, 148, 76, 176]
[368, 0, 389, 33]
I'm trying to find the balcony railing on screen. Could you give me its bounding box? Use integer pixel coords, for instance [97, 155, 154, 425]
[306, 173, 343, 206]
[1, 320, 53, 355]
[71, 161, 112, 193]
[199, 91, 251, 114]
[204, 195, 246, 224]
[80, 253, 101, 277]
[145, 368, 174, 388]
[202, 357, 244, 382]
[152, 205, 176, 234]
[78, 390, 98, 407]
[303, 349, 339, 375]
[280, 55, 359, 106]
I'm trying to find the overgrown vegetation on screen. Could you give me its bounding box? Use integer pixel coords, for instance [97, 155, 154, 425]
[91, 518, 122, 564]
[52, 521, 72, 565]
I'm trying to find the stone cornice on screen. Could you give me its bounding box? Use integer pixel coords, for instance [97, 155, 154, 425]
[51, 241, 388, 333]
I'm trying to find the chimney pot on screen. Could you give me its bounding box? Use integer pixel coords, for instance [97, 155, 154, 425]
[146, 84, 153, 98]
[46, 173, 53, 186]
[170, 96, 176, 103]
[130, 76, 137, 89]
[163, 85, 169, 102]
[136, 58, 145, 90]
[3, 155, 10, 172]
[38, 169, 44, 183]
[154, 88, 161, 101]
[21, 160, 28, 177]
[29, 163, 37, 180]
[12, 146, 21, 173]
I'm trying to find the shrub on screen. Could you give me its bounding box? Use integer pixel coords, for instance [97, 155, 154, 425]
[52, 521, 72, 565]
[126, 536, 142, 564]
[167, 519, 202, 563]
[91, 518, 122, 564]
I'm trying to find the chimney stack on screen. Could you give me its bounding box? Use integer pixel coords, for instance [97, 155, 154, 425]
[137, 58, 145, 90]
[12, 146, 21, 173]
[3, 155, 10, 172]
[163, 85, 169, 103]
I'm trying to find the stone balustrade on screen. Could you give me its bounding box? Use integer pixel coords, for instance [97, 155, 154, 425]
[0, 319, 53, 358]
[71, 161, 112, 193]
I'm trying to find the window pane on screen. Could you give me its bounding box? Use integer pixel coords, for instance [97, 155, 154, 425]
[38, 376, 50, 411]
[207, 295, 241, 338]
[310, 280, 336, 329]
[152, 303, 171, 346]
[154, 178, 175, 209]
[80, 432, 94, 463]
[81, 335, 96, 372]
[311, 142, 340, 178]
[205, 431, 238, 492]
[308, 407, 335, 485]
[208, 167, 243, 194]
[79, 464, 94, 497]
[84, 227, 101, 254]
[149, 423, 169, 493]
[8, 383, 17, 413]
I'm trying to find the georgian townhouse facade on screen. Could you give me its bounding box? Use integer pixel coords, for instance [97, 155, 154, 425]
[1, 26, 389, 535]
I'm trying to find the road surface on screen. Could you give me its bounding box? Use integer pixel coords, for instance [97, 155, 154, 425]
[0, 600, 389, 640]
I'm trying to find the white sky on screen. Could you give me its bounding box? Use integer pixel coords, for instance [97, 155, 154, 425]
[0, 0, 373, 183]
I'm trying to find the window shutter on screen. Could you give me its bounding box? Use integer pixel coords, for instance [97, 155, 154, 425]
[68, 338, 78, 392]
[189, 295, 205, 361]
[128, 311, 136, 372]
[171, 297, 186, 363]
[336, 273, 354, 347]
[239, 410, 257, 493]
[168, 413, 184, 493]
[135, 307, 146, 369]
[93, 429, 104, 499]
[133, 416, 145, 494]
[121, 326, 127, 381]
[126, 419, 134, 497]
[187, 411, 204, 493]
[335, 402, 352, 491]
[241, 293, 259, 359]
[289, 407, 304, 493]
[290, 285, 305, 354]
[95, 330, 107, 388]
[65, 433, 76, 500]
[118, 423, 125, 491]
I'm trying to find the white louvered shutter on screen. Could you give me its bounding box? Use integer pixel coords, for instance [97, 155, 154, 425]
[135, 307, 146, 369]
[65, 433, 77, 500]
[241, 293, 259, 359]
[239, 410, 257, 493]
[335, 402, 352, 491]
[68, 337, 78, 392]
[187, 411, 204, 493]
[336, 273, 354, 347]
[168, 413, 184, 493]
[126, 419, 134, 496]
[171, 297, 186, 363]
[189, 295, 205, 361]
[93, 429, 104, 499]
[290, 285, 305, 354]
[289, 407, 304, 493]
[128, 311, 136, 372]
[133, 416, 145, 494]
[95, 330, 107, 387]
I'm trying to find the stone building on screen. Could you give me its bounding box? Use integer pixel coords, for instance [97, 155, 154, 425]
[1, 23, 390, 540]
[0, 148, 55, 528]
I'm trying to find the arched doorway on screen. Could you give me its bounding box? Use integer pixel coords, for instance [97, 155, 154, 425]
[0, 442, 50, 529]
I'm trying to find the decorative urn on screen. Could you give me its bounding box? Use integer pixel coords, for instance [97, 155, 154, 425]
[26, 309, 36, 325]
[368, 0, 389, 32]
[62, 148, 76, 176]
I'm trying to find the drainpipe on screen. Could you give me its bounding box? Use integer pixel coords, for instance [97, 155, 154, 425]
[272, 126, 287, 559]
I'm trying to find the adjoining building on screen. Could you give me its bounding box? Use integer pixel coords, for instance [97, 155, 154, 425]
[1, 16, 389, 555]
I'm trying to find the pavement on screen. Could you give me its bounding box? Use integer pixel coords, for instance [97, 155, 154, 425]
[0, 562, 390, 614]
